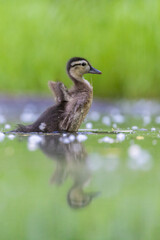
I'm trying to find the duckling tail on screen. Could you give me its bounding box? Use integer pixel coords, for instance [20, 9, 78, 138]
[15, 124, 30, 133]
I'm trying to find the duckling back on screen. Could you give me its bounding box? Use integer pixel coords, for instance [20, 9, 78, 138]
[16, 102, 66, 133]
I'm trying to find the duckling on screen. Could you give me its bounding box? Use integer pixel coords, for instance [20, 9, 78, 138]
[16, 57, 102, 133]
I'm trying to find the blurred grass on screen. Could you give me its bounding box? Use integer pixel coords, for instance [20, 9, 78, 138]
[0, 0, 160, 98]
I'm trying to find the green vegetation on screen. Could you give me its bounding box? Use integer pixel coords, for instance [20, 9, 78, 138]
[0, 0, 160, 98]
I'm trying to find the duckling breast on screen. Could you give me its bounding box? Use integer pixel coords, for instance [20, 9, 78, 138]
[67, 90, 93, 131]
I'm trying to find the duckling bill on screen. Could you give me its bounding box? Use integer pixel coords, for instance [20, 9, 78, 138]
[15, 57, 102, 133]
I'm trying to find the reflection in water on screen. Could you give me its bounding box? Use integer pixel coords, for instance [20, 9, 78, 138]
[39, 135, 99, 209]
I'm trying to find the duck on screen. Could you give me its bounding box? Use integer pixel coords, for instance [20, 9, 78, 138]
[15, 57, 102, 133]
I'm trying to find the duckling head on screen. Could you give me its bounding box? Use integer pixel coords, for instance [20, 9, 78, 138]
[66, 57, 102, 82]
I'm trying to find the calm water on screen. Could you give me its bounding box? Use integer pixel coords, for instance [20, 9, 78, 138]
[1, 98, 160, 240]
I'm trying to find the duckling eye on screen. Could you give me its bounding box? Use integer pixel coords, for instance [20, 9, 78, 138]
[82, 62, 86, 66]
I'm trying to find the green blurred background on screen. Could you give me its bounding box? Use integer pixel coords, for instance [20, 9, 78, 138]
[0, 0, 160, 98]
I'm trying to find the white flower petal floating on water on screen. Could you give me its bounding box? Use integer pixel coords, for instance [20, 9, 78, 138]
[59, 134, 76, 144]
[0, 132, 5, 142]
[102, 116, 111, 126]
[5, 124, 11, 130]
[28, 135, 43, 151]
[7, 134, 15, 140]
[116, 133, 125, 142]
[86, 122, 93, 129]
[28, 135, 43, 144]
[132, 126, 138, 130]
[77, 134, 88, 142]
[98, 136, 115, 144]
[68, 134, 76, 142]
[59, 137, 71, 144]
[0, 115, 6, 124]
[128, 144, 152, 171]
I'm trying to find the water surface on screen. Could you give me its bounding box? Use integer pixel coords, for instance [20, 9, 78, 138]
[0, 99, 160, 240]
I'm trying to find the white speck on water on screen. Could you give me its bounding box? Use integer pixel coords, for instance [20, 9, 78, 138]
[5, 124, 11, 130]
[151, 127, 156, 131]
[28, 135, 43, 151]
[0, 115, 6, 124]
[143, 115, 151, 126]
[132, 126, 138, 130]
[112, 114, 125, 124]
[86, 122, 93, 129]
[0, 132, 5, 142]
[39, 122, 46, 131]
[7, 134, 15, 140]
[116, 133, 126, 142]
[102, 116, 111, 126]
[68, 134, 76, 142]
[59, 134, 76, 144]
[89, 111, 100, 121]
[28, 135, 43, 143]
[155, 116, 160, 124]
[77, 134, 88, 142]
[59, 137, 71, 144]
[128, 144, 152, 171]
[98, 136, 115, 144]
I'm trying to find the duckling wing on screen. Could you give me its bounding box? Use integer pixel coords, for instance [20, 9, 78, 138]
[60, 98, 88, 131]
[48, 81, 71, 103]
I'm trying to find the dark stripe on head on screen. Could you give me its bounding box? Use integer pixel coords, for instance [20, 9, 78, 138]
[71, 63, 82, 68]
[66, 57, 90, 73]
